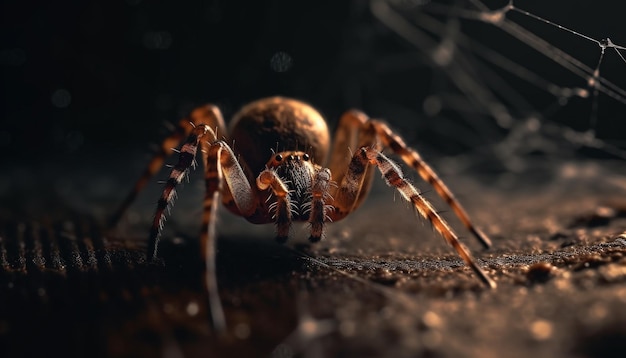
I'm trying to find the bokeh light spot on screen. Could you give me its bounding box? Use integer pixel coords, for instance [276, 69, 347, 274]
[270, 51, 293, 73]
[51, 89, 72, 108]
[0, 48, 26, 66]
[65, 131, 84, 152]
[143, 31, 173, 50]
[0, 131, 11, 146]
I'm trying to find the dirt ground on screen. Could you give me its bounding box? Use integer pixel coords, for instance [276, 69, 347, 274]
[2, 157, 626, 358]
[3, 0, 625, 356]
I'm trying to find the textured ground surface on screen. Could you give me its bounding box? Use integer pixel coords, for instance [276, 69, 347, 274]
[2, 157, 626, 358]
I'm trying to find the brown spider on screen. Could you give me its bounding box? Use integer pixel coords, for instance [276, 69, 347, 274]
[111, 96, 496, 330]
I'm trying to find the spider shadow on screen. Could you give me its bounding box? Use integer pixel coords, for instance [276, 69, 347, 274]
[157, 233, 310, 290]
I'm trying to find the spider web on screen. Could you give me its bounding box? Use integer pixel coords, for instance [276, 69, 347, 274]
[369, 0, 626, 180]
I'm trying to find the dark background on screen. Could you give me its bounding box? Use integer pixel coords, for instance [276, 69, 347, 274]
[2, 2, 626, 357]
[2, 0, 626, 168]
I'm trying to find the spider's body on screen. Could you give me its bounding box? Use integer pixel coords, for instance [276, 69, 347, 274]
[112, 96, 496, 331]
[222, 98, 332, 228]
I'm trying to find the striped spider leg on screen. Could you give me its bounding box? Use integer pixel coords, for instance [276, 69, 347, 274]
[327, 110, 496, 288]
[110, 105, 259, 331]
[147, 121, 269, 332]
[109, 105, 229, 228]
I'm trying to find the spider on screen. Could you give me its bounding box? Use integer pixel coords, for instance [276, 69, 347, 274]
[111, 96, 496, 331]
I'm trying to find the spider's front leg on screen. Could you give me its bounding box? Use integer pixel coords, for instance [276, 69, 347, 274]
[148, 123, 260, 332]
[110, 105, 228, 228]
[198, 137, 258, 332]
[328, 110, 492, 249]
[146, 122, 259, 261]
[147, 124, 213, 260]
[341, 147, 496, 288]
[369, 119, 493, 249]
[327, 111, 495, 288]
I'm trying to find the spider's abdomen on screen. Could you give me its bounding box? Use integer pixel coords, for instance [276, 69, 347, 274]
[229, 97, 330, 175]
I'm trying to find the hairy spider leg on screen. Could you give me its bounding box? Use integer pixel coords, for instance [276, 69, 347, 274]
[327, 110, 494, 287]
[147, 125, 212, 260]
[118, 102, 288, 332]
[109, 105, 228, 227]
[150, 119, 262, 331]
[369, 119, 493, 249]
[328, 110, 492, 249]
[333, 147, 495, 288]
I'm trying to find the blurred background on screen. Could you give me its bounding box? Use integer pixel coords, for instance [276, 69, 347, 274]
[2, 2, 626, 357]
[1, 0, 625, 218]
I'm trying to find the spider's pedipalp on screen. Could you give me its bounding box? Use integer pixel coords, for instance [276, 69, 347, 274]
[257, 169, 293, 242]
[308, 168, 332, 242]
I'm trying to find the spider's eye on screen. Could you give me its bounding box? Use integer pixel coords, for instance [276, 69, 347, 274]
[302, 153, 310, 161]
[275, 154, 283, 162]
[288, 155, 295, 161]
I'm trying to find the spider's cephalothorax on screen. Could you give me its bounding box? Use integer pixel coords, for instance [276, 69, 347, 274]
[111, 96, 496, 331]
